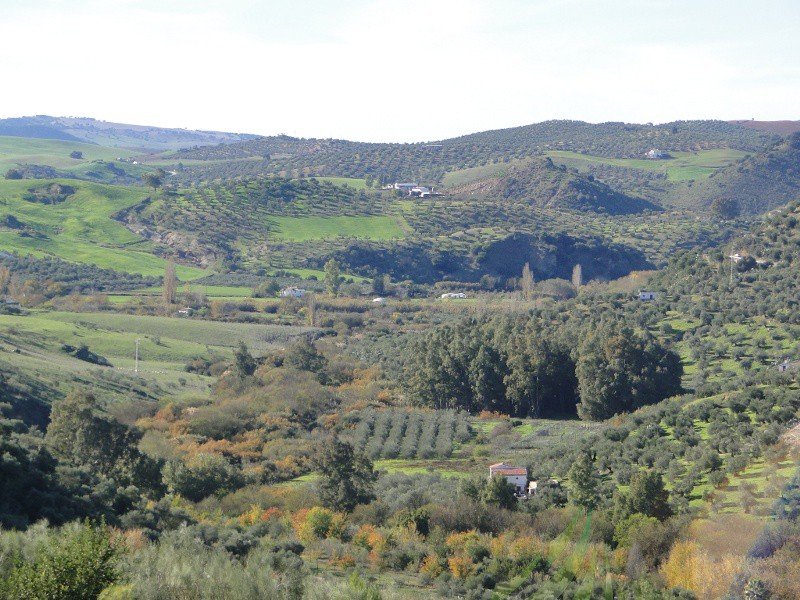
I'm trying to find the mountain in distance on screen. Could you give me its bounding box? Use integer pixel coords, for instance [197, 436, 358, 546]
[0, 115, 259, 151]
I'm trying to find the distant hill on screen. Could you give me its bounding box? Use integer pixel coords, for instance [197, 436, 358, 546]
[729, 120, 800, 136]
[673, 133, 800, 215]
[172, 119, 778, 184]
[449, 157, 659, 215]
[0, 116, 258, 151]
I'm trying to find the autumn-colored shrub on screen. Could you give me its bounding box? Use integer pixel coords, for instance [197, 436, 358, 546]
[448, 554, 475, 579]
[294, 507, 346, 544]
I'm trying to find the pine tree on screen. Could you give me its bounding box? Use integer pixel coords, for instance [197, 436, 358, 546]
[571, 263, 583, 288]
[324, 259, 341, 296]
[315, 438, 376, 512]
[163, 261, 177, 306]
[481, 475, 518, 510]
[520, 262, 534, 300]
[627, 470, 672, 520]
[567, 451, 599, 510]
[233, 342, 257, 378]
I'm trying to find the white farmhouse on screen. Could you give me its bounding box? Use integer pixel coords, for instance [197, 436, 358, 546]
[638, 290, 657, 301]
[280, 287, 308, 299]
[440, 292, 467, 299]
[488, 462, 528, 494]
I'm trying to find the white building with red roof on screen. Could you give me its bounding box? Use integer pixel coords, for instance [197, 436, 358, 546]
[488, 462, 528, 494]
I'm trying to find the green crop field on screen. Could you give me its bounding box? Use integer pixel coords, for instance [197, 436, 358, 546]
[0, 135, 129, 171]
[313, 176, 368, 190]
[0, 310, 315, 401]
[268, 215, 407, 242]
[442, 160, 521, 188]
[0, 178, 205, 279]
[546, 148, 748, 182]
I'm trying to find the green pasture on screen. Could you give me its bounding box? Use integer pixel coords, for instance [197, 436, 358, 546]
[546, 148, 747, 181]
[0, 135, 128, 171]
[0, 178, 204, 279]
[0, 311, 313, 364]
[312, 177, 368, 190]
[442, 161, 521, 188]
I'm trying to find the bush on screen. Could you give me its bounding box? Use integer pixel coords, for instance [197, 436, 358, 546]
[1, 521, 119, 600]
[163, 454, 245, 501]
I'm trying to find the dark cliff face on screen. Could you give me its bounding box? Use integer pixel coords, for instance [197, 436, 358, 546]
[475, 232, 653, 281]
[328, 232, 652, 284]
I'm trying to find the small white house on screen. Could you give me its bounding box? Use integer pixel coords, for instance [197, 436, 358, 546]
[177, 307, 193, 316]
[280, 287, 307, 299]
[441, 292, 467, 299]
[645, 148, 667, 160]
[372, 297, 387, 304]
[489, 462, 528, 494]
[638, 290, 657, 301]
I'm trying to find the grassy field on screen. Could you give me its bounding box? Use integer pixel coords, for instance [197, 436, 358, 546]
[313, 177, 368, 190]
[0, 309, 317, 409]
[442, 161, 518, 188]
[546, 149, 748, 182]
[269, 215, 407, 242]
[0, 178, 205, 279]
[0, 136, 129, 171]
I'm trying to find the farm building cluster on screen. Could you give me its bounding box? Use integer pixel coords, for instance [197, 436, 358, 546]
[385, 182, 443, 198]
[488, 462, 560, 498]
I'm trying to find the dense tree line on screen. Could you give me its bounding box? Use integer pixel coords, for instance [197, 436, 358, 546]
[404, 315, 682, 420]
[0, 253, 159, 293]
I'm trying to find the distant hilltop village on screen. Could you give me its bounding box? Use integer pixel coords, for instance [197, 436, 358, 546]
[383, 182, 443, 198]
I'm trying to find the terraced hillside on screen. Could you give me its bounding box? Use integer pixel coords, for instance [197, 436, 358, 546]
[448, 157, 659, 214]
[114, 172, 739, 283]
[169, 119, 776, 184]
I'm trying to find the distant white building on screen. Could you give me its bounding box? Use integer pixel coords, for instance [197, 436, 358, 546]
[390, 182, 442, 198]
[440, 292, 466, 299]
[645, 148, 667, 160]
[372, 297, 387, 304]
[638, 290, 657, 301]
[280, 287, 307, 298]
[393, 182, 418, 194]
[489, 462, 528, 494]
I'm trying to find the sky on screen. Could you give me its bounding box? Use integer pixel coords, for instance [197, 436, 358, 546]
[1, 0, 799, 142]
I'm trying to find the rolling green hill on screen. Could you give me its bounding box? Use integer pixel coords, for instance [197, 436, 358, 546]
[0, 178, 205, 279]
[169, 119, 776, 184]
[670, 133, 800, 215]
[448, 157, 659, 215]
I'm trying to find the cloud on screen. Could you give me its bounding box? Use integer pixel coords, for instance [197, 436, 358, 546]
[0, 0, 797, 141]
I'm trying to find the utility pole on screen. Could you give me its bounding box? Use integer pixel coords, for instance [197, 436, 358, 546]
[135, 338, 140, 373]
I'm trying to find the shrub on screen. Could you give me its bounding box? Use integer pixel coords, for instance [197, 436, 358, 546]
[2, 521, 119, 600]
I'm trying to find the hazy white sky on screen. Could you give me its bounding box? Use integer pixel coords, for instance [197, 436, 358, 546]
[2, 0, 798, 141]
